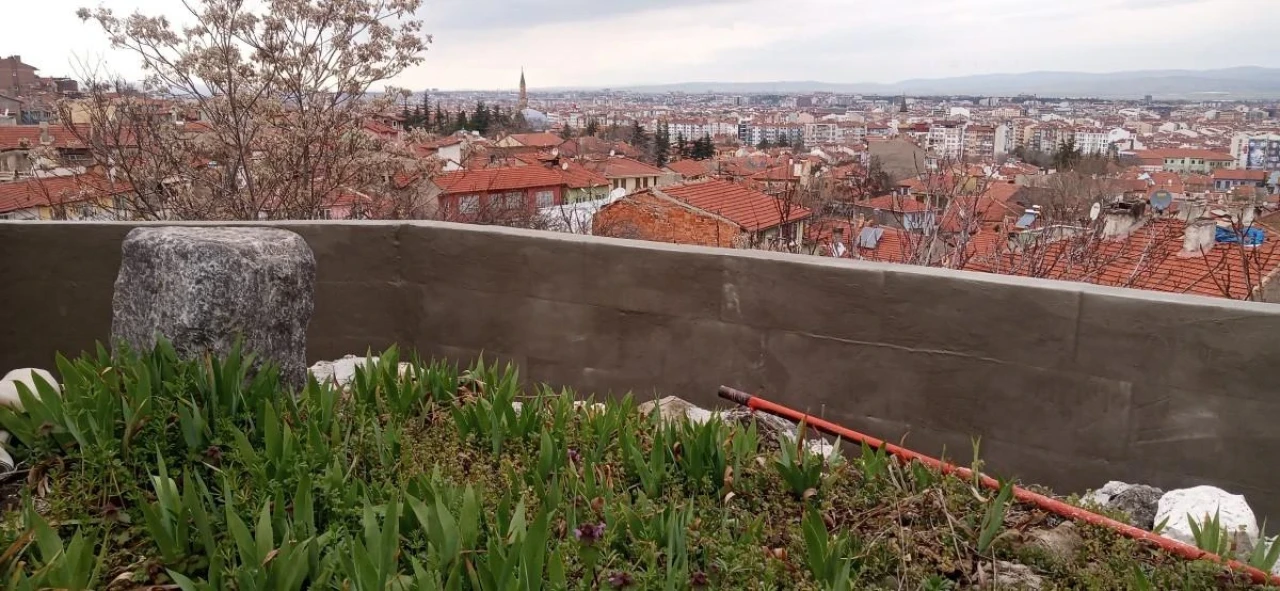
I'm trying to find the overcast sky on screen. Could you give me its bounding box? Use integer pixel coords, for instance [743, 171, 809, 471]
[5, 0, 1277, 90]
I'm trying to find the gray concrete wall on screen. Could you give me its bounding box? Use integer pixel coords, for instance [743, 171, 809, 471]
[3, 220, 1280, 519]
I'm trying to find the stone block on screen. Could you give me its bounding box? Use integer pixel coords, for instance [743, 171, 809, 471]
[111, 227, 315, 388]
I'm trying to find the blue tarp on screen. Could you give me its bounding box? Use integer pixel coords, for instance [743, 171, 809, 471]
[1215, 226, 1266, 246]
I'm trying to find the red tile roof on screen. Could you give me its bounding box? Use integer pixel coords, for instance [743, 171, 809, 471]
[859, 194, 932, 213]
[0, 125, 87, 151]
[557, 159, 609, 190]
[658, 179, 811, 231]
[584, 156, 663, 178]
[1137, 149, 1234, 161]
[665, 159, 712, 178]
[961, 218, 1280, 300]
[433, 166, 566, 195]
[504, 132, 563, 148]
[807, 219, 923, 264]
[1212, 168, 1268, 181]
[0, 174, 128, 214]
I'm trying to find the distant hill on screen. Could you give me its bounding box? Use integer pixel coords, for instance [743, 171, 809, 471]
[604, 67, 1280, 99]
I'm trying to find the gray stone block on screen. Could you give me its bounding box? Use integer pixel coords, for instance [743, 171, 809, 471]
[111, 226, 315, 388]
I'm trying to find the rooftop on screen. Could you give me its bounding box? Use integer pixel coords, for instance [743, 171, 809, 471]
[659, 179, 812, 231]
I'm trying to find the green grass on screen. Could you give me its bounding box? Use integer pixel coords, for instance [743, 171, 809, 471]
[0, 342, 1269, 590]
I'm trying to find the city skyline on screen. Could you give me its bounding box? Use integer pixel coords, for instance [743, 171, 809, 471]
[4, 0, 1279, 91]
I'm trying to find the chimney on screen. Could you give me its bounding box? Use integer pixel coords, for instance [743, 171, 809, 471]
[38, 121, 51, 145]
[1181, 218, 1216, 256]
[1101, 202, 1145, 240]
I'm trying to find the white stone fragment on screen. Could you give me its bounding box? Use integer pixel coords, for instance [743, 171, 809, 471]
[1155, 485, 1259, 554]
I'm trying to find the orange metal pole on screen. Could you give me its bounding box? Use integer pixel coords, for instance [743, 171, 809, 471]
[717, 386, 1280, 586]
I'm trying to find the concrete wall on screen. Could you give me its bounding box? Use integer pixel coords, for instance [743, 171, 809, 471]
[4, 220, 1280, 518]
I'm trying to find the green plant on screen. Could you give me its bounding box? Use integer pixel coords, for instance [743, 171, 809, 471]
[859, 441, 891, 485]
[775, 423, 826, 499]
[976, 479, 1014, 555]
[1247, 522, 1280, 572]
[920, 574, 954, 591]
[6, 505, 103, 591]
[1187, 509, 1231, 556]
[621, 413, 672, 499]
[673, 416, 730, 494]
[801, 507, 861, 591]
[1129, 564, 1154, 591]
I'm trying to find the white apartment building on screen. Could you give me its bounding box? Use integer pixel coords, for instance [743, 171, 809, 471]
[994, 124, 1013, 156]
[804, 122, 839, 146]
[927, 123, 965, 160]
[1073, 128, 1110, 155]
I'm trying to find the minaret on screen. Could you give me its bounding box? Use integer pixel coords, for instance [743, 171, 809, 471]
[518, 68, 528, 110]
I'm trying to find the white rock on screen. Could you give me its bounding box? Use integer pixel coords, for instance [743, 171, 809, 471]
[0, 368, 58, 412]
[1155, 486, 1259, 554]
[637, 396, 715, 424]
[308, 356, 411, 388]
[804, 439, 843, 464]
[573, 400, 607, 413]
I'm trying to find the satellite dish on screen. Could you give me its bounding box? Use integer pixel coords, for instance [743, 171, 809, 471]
[608, 187, 627, 200]
[1150, 189, 1173, 212]
[561, 162, 568, 170]
[1089, 202, 1101, 221]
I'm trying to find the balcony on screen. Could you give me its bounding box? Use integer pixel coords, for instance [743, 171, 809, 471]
[3, 220, 1280, 520]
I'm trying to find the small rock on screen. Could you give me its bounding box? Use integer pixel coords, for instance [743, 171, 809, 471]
[1081, 481, 1164, 530]
[637, 396, 714, 424]
[1109, 485, 1164, 531]
[308, 355, 411, 389]
[1155, 485, 1258, 555]
[722, 407, 799, 445]
[979, 560, 1043, 590]
[1082, 481, 1130, 507]
[573, 400, 607, 413]
[0, 368, 58, 412]
[804, 439, 842, 463]
[1028, 522, 1083, 563]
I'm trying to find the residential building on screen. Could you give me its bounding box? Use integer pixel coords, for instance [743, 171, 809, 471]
[803, 122, 839, 146]
[664, 159, 714, 182]
[1232, 133, 1280, 170]
[0, 173, 130, 220]
[0, 56, 38, 96]
[493, 132, 564, 153]
[430, 165, 567, 222]
[0, 124, 93, 181]
[963, 125, 996, 161]
[1212, 168, 1268, 192]
[592, 179, 811, 250]
[1135, 149, 1235, 174]
[927, 122, 965, 160]
[584, 157, 664, 194]
[1073, 128, 1110, 155]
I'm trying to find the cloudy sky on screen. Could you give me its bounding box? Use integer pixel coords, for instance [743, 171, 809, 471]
[5, 0, 1277, 90]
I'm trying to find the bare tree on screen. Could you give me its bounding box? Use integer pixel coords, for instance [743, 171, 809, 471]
[65, 0, 431, 220]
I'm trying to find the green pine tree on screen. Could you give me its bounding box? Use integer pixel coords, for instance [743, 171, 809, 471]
[757, 137, 771, 150]
[676, 132, 688, 158]
[585, 118, 599, 137]
[654, 123, 671, 167]
[456, 109, 469, 132]
[471, 101, 491, 135]
[434, 104, 446, 133]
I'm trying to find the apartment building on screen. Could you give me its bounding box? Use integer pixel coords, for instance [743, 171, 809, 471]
[1232, 132, 1280, 170]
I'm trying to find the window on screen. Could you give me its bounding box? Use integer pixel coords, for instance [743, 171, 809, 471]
[458, 195, 480, 214]
[494, 191, 524, 210]
[535, 190, 555, 208]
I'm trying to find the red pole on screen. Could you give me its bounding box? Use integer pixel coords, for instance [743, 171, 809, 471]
[717, 385, 1280, 586]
